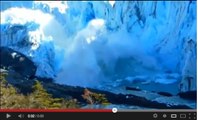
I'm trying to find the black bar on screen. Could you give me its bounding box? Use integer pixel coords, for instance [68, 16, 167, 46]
[0, 111, 196, 120]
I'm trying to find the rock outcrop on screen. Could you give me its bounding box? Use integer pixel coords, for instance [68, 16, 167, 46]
[0, 47, 36, 79]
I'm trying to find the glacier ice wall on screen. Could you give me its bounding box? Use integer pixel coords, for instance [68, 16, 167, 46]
[0, 1, 196, 91]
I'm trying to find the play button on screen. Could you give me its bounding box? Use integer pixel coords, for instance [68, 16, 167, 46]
[6, 114, 11, 118]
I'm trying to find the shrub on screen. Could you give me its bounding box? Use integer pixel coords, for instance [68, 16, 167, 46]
[0, 73, 79, 109]
[82, 88, 110, 105]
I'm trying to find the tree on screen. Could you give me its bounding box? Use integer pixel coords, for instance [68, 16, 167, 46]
[82, 88, 109, 105]
[0, 73, 28, 109]
[28, 80, 62, 109]
[0, 73, 79, 109]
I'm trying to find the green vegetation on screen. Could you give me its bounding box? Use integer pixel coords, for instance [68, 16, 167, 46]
[0, 73, 78, 109]
[82, 88, 110, 105]
[0, 72, 110, 109]
[0, 73, 28, 108]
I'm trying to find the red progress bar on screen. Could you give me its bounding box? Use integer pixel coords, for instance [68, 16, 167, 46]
[0, 109, 112, 113]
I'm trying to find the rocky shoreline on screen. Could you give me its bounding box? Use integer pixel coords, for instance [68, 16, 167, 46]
[1, 69, 196, 109]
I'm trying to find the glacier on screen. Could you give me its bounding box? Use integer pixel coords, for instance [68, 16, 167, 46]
[0, 1, 196, 92]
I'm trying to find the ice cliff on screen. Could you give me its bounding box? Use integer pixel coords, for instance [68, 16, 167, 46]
[0, 1, 196, 92]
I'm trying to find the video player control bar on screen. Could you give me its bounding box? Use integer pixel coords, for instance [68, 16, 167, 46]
[0, 109, 196, 120]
